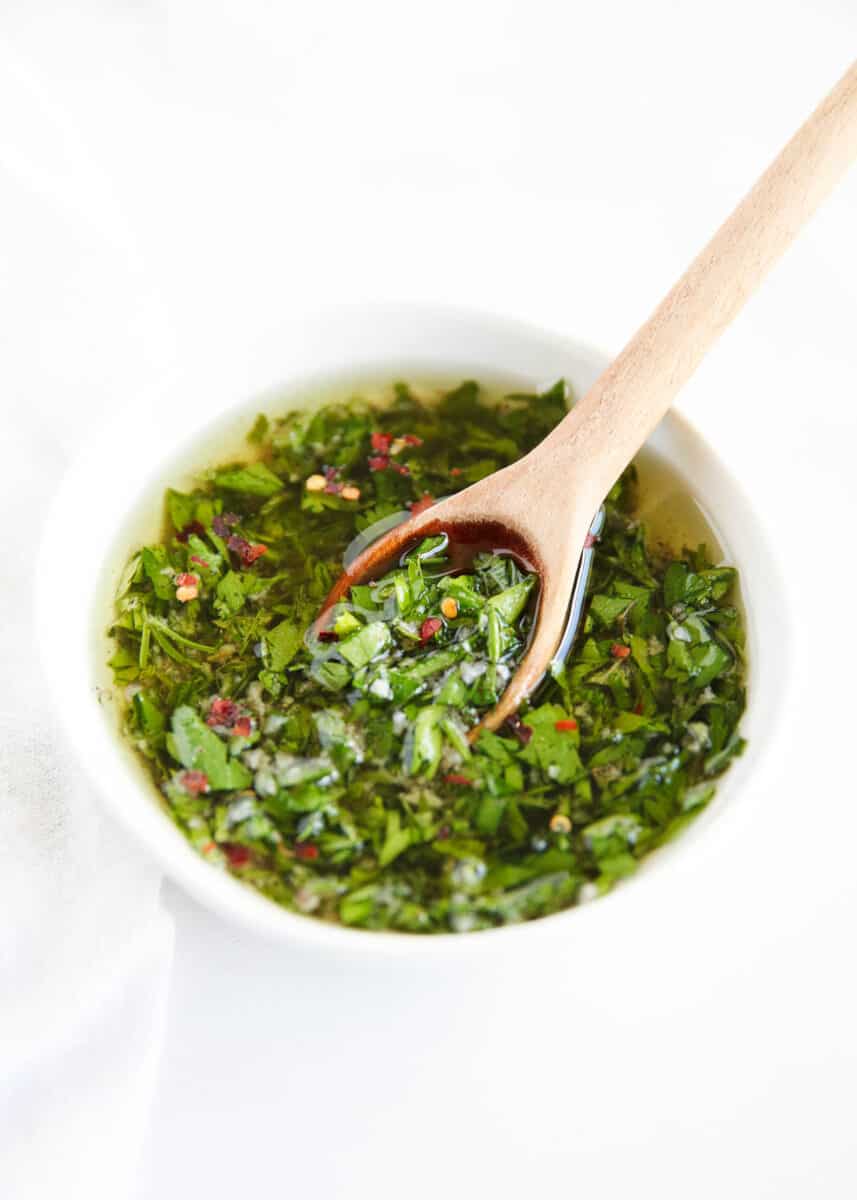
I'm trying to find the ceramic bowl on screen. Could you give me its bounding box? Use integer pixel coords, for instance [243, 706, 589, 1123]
[37, 305, 790, 954]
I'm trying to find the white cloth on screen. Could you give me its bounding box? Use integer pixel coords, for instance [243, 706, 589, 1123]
[0, 43, 175, 1199]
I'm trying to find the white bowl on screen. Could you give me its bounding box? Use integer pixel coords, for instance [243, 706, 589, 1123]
[37, 305, 791, 956]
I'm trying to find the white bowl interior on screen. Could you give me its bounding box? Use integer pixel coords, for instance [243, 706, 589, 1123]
[37, 305, 790, 954]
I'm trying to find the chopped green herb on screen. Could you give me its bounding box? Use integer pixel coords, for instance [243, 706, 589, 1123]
[109, 378, 746, 933]
[213, 461, 283, 497]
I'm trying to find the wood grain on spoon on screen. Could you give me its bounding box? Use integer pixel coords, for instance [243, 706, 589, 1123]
[321, 60, 857, 735]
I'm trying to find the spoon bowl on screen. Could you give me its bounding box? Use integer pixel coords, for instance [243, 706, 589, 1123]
[318, 466, 605, 734]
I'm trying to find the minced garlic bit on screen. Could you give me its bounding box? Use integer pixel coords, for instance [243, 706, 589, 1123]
[549, 812, 572, 834]
[440, 596, 458, 619]
[341, 485, 361, 501]
[175, 572, 200, 603]
[305, 473, 327, 492]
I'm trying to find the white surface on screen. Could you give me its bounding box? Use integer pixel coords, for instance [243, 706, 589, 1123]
[1, 4, 856, 1198]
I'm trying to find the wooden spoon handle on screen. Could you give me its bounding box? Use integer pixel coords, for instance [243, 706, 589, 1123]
[538, 58, 857, 508]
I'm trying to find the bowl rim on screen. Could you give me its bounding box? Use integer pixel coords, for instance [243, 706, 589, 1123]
[36, 301, 794, 957]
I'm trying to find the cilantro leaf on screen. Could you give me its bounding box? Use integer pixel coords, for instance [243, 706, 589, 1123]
[520, 705, 585, 784]
[265, 618, 303, 672]
[213, 462, 283, 497]
[167, 707, 252, 790]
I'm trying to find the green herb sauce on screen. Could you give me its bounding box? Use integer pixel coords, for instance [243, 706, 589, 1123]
[109, 379, 746, 933]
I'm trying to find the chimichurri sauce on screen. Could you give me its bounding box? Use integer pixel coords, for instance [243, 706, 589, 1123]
[109, 379, 746, 933]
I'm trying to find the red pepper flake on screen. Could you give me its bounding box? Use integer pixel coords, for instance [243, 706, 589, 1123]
[634, 701, 644, 715]
[611, 643, 631, 659]
[436, 824, 451, 840]
[442, 774, 472, 786]
[408, 494, 435, 516]
[201, 840, 217, 855]
[505, 713, 533, 746]
[180, 770, 209, 795]
[225, 844, 251, 867]
[554, 719, 578, 732]
[419, 617, 442, 643]
[317, 630, 339, 643]
[189, 554, 210, 569]
[403, 434, 423, 446]
[395, 464, 410, 477]
[175, 572, 199, 588]
[207, 697, 239, 727]
[176, 520, 205, 543]
[371, 432, 393, 452]
[368, 455, 390, 472]
[294, 843, 319, 861]
[212, 512, 240, 537]
[450, 467, 462, 477]
[232, 716, 252, 738]
[227, 534, 268, 566]
[323, 465, 343, 494]
[584, 532, 599, 549]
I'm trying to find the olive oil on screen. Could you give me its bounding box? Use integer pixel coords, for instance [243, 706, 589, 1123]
[634, 448, 724, 562]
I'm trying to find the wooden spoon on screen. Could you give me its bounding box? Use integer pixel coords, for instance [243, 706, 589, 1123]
[321, 60, 857, 736]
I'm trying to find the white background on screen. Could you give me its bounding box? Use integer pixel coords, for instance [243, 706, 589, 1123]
[2, 3, 856, 1198]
